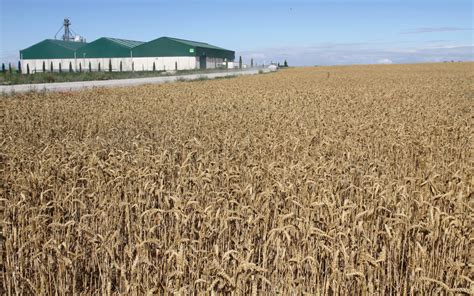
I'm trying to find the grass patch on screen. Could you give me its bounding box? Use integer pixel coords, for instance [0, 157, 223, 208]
[0, 68, 247, 85]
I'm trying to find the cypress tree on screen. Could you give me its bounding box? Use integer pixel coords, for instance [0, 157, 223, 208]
[8, 63, 12, 73]
[239, 56, 242, 69]
[59, 63, 62, 73]
[120, 61, 122, 72]
[98, 63, 101, 72]
[69, 61, 73, 72]
[79, 63, 82, 73]
[18, 61, 21, 73]
[89, 62, 92, 72]
[251, 58, 254, 68]
[109, 59, 112, 72]
[284, 60, 288, 67]
[175, 61, 178, 71]
[50, 62, 53, 72]
[42, 61, 46, 72]
[27, 64, 30, 74]
[1, 63, 5, 73]
[132, 62, 134, 72]
[153, 62, 156, 72]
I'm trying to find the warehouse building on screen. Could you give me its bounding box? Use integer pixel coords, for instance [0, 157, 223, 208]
[19, 39, 87, 73]
[75, 37, 144, 72]
[132, 37, 235, 71]
[19, 36, 234, 73]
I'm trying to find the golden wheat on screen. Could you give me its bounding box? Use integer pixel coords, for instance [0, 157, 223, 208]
[1, 63, 473, 295]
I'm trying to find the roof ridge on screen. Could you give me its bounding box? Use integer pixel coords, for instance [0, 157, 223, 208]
[164, 36, 231, 51]
[167, 36, 210, 45]
[104, 36, 144, 43]
[46, 39, 87, 50]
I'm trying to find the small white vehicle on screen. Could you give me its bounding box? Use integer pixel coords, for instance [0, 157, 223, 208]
[268, 64, 278, 71]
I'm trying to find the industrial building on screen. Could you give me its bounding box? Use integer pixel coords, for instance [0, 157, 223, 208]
[132, 37, 235, 71]
[19, 19, 235, 73]
[75, 37, 144, 72]
[19, 39, 87, 73]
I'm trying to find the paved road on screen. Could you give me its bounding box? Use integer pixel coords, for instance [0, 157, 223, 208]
[0, 68, 271, 94]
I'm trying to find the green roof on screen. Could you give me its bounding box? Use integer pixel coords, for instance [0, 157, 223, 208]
[165, 37, 230, 51]
[46, 39, 87, 50]
[20, 36, 234, 60]
[133, 36, 235, 60]
[76, 37, 144, 58]
[103, 37, 144, 49]
[20, 39, 87, 59]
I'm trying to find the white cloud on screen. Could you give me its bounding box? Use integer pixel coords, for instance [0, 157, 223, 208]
[238, 43, 474, 66]
[377, 58, 393, 64]
[401, 27, 472, 34]
[0, 51, 20, 65]
[246, 52, 266, 59]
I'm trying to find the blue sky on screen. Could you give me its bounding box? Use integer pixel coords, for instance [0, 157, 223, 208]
[1, 0, 472, 65]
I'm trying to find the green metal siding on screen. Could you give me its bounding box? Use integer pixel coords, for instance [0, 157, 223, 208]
[196, 47, 235, 60]
[133, 37, 235, 60]
[20, 37, 234, 61]
[167, 37, 228, 51]
[20, 39, 86, 60]
[168, 37, 235, 60]
[133, 37, 195, 57]
[76, 37, 144, 58]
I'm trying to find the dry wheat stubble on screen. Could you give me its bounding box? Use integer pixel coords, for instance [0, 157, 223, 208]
[1, 63, 473, 295]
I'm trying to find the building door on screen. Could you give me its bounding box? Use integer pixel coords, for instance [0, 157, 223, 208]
[200, 55, 206, 70]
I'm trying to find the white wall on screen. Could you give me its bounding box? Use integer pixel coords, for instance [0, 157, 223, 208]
[21, 59, 77, 73]
[21, 58, 134, 73]
[80, 58, 134, 72]
[21, 56, 232, 73]
[132, 57, 197, 71]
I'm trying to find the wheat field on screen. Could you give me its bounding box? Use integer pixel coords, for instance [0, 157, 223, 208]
[1, 63, 473, 295]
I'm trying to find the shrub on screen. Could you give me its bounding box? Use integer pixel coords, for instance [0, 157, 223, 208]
[45, 74, 55, 83]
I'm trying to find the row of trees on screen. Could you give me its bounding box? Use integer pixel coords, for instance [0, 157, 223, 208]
[2, 58, 290, 74]
[236, 56, 289, 69]
[1, 62, 22, 74]
[1, 59, 182, 74]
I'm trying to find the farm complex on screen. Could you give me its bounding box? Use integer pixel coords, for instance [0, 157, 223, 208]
[19, 36, 235, 73]
[2, 63, 472, 294]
